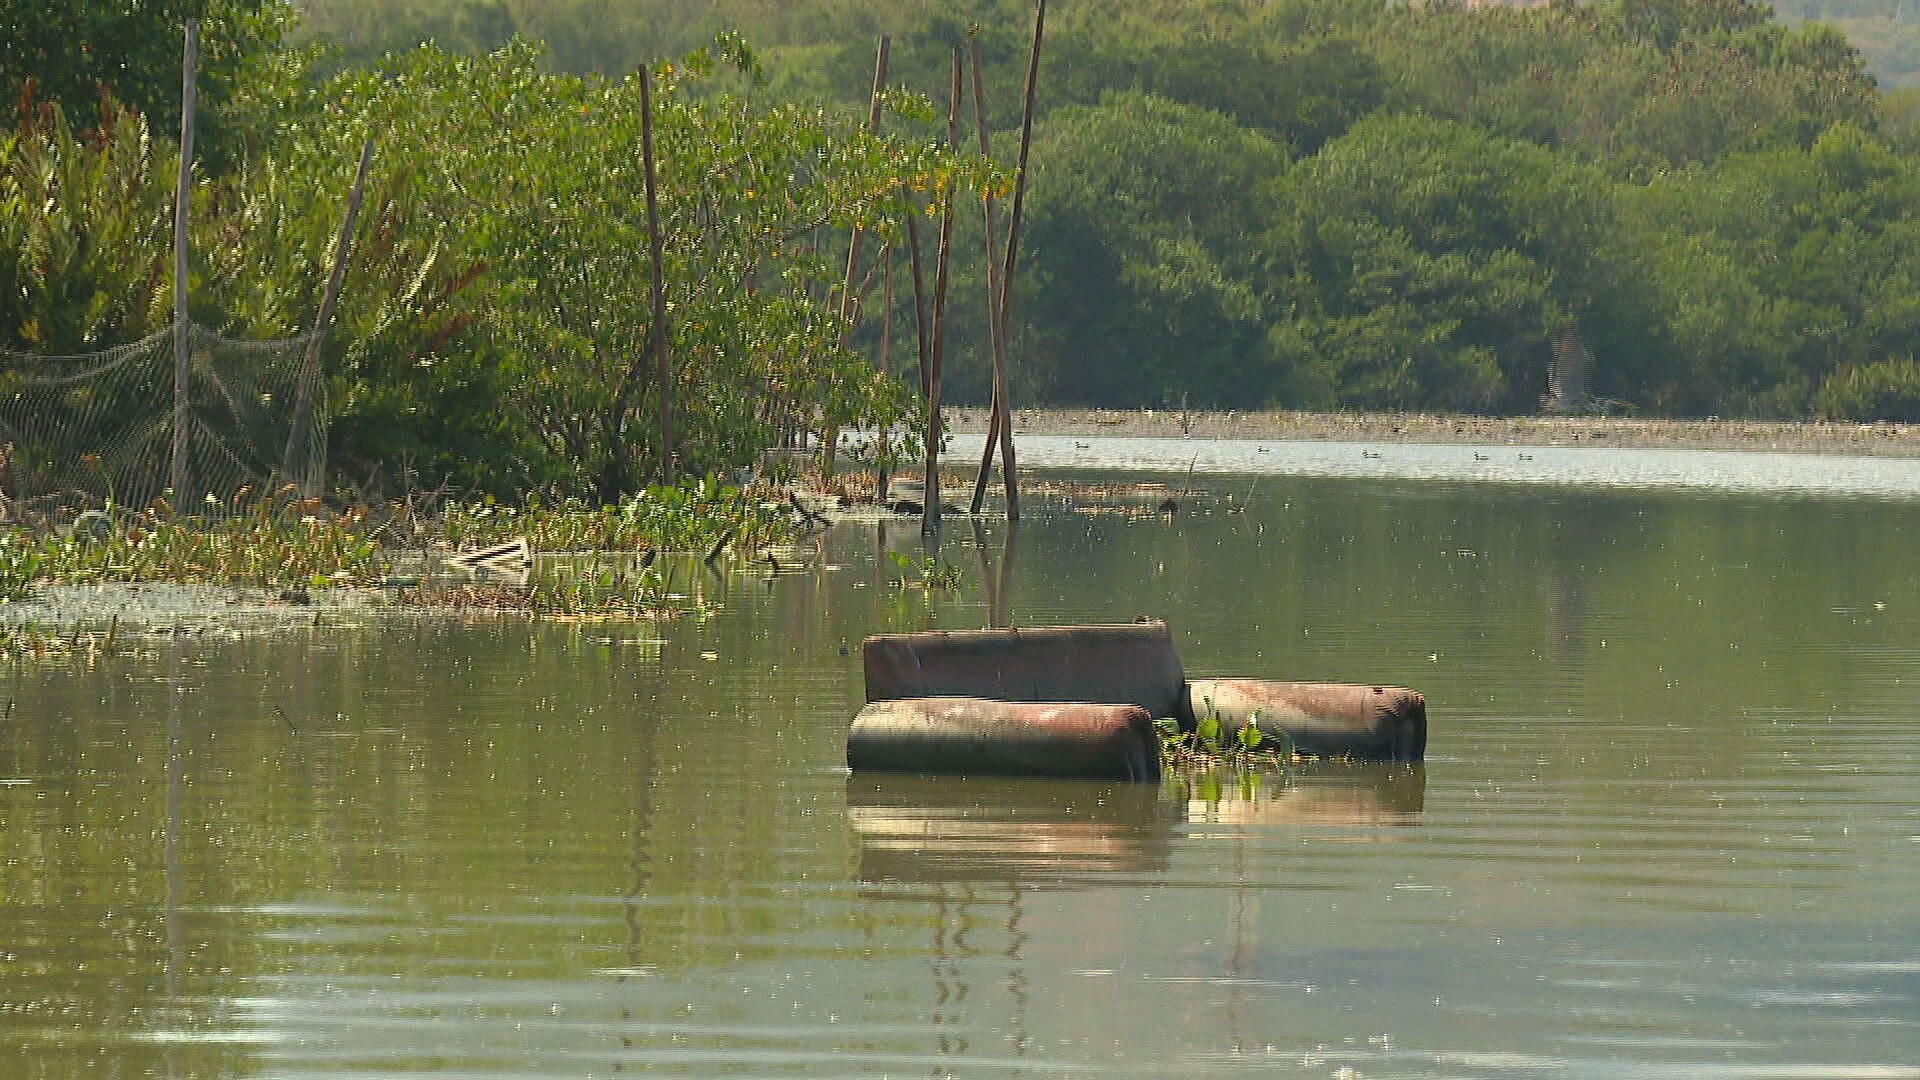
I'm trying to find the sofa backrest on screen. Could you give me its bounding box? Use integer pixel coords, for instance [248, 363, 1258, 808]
[862, 620, 1189, 723]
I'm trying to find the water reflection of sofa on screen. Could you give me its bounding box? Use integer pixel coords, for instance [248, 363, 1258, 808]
[1177, 762, 1426, 828]
[849, 765, 1424, 885]
[848, 775, 1172, 883]
[846, 620, 1427, 781]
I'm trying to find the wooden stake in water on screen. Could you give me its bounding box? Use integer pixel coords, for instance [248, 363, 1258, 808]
[170, 20, 198, 499]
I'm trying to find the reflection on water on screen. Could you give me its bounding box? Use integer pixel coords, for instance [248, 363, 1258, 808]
[850, 776, 1174, 882]
[6, 459, 1920, 1078]
[850, 766, 1424, 884]
[1176, 763, 1425, 828]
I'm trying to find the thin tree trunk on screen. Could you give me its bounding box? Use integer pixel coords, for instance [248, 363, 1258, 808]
[642, 65, 671, 486]
[875, 242, 895, 505]
[601, 66, 671, 498]
[904, 209, 931, 404]
[967, 39, 1008, 516]
[921, 46, 962, 536]
[995, 0, 1047, 523]
[840, 37, 890, 331]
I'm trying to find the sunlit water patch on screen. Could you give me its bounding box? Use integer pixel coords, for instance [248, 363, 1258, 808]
[947, 434, 1920, 499]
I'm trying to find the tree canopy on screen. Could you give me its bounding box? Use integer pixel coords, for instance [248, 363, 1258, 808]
[11, 0, 1920, 503]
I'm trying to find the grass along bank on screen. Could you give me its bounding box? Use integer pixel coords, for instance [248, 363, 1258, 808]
[0, 479, 813, 633]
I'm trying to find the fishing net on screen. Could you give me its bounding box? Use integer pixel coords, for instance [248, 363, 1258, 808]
[0, 321, 325, 522]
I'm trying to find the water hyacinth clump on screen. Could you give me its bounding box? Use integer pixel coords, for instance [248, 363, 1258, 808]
[0, 533, 44, 602]
[435, 478, 795, 555]
[13, 488, 388, 589]
[1154, 710, 1295, 772]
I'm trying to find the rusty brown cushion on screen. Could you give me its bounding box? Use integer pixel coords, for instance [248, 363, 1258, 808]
[847, 698, 1162, 782]
[1185, 679, 1426, 762]
[862, 621, 1188, 723]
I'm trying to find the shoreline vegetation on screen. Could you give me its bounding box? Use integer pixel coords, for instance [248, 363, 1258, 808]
[6, 407, 1918, 654]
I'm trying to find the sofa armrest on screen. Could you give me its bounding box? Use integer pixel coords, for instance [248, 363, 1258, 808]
[847, 697, 1162, 782]
[1185, 679, 1426, 762]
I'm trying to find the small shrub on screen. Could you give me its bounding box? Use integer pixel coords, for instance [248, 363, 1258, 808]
[1814, 359, 1920, 423]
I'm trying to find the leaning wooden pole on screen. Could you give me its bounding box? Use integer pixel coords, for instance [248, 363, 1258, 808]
[640, 64, 672, 485]
[169, 19, 198, 499]
[995, 0, 1046, 522]
[282, 136, 373, 496]
[921, 46, 963, 536]
[967, 40, 1008, 516]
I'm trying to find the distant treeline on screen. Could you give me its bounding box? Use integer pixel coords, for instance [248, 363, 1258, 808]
[9, 0, 1920, 500]
[300, 0, 1920, 420]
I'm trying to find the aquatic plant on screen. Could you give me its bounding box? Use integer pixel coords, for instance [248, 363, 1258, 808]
[0, 532, 43, 602]
[529, 554, 677, 617]
[1155, 703, 1294, 772]
[435, 479, 796, 556]
[30, 489, 387, 587]
[0, 621, 122, 662]
[884, 549, 965, 591]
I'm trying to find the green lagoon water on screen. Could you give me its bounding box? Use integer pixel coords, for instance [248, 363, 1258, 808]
[5, 440, 1920, 1078]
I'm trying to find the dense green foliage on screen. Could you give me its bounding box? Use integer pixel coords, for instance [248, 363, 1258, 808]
[11, 0, 1920, 508]
[0, 0, 300, 170]
[914, 0, 1912, 418]
[3, 30, 974, 497]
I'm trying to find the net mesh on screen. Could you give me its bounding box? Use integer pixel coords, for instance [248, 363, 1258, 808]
[0, 321, 325, 521]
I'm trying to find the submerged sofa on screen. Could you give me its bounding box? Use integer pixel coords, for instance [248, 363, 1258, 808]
[846, 620, 1426, 782]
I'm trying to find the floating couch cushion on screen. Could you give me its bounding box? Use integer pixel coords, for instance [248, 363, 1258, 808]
[862, 621, 1188, 724]
[847, 698, 1161, 782]
[1186, 679, 1426, 762]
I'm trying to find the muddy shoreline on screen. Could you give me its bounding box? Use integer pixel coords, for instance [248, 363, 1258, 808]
[942, 407, 1920, 457]
[9, 409, 1917, 638]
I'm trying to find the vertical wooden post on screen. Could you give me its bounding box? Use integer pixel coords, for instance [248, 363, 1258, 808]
[967, 39, 1008, 516]
[169, 19, 198, 499]
[640, 64, 672, 485]
[282, 136, 373, 496]
[921, 46, 963, 536]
